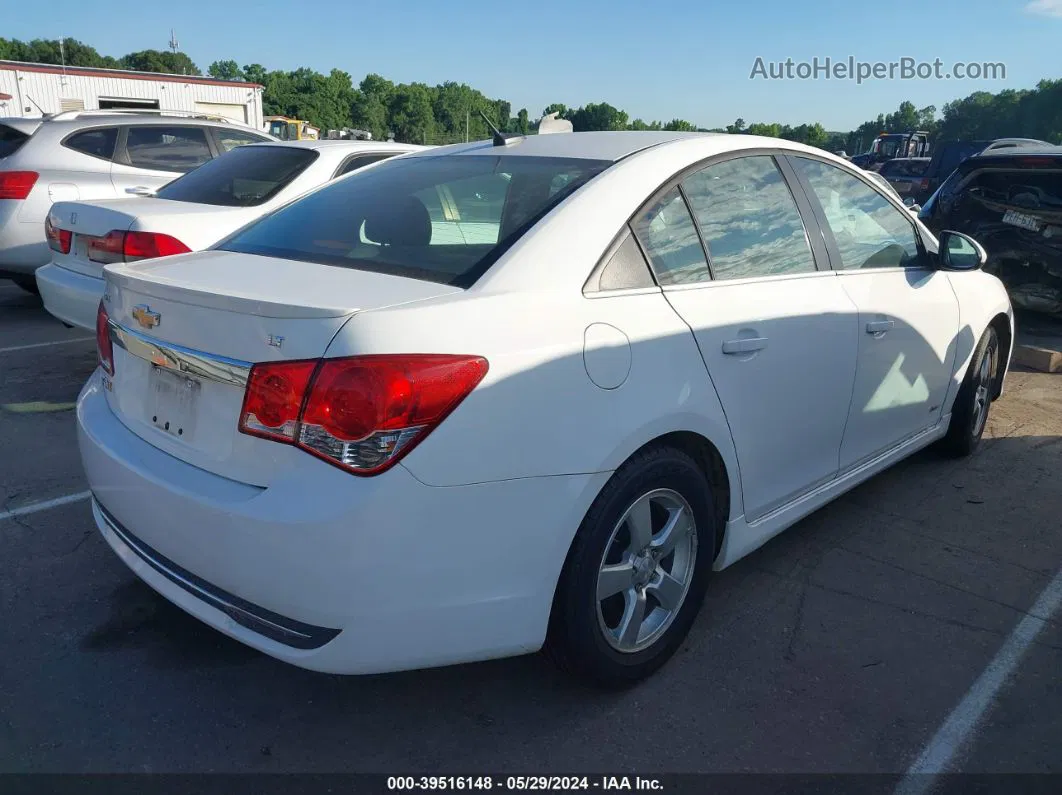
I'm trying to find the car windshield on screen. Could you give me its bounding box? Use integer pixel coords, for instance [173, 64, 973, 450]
[0, 124, 30, 158]
[154, 145, 319, 207]
[217, 153, 611, 287]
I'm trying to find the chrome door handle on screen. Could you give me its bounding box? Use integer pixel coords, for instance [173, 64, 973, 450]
[866, 320, 894, 334]
[722, 337, 768, 355]
[126, 186, 154, 196]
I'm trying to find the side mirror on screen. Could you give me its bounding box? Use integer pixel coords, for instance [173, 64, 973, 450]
[938, 230, 987, 272]
[903, 197, 916, 207]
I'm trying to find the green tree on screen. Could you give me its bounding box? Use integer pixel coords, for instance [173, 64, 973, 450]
[351, 73, 395, 140]
[663, 118, 697, 131]
[543, 103, 569, 119]
[242, 63, 269, 85]
[745, 122, 782, 137]
[389, 83, 436, 143]
[726, 117, 747, 134]
[514, 108, 530, 135]
[208, 60, 243, 81]
[120, 49, 201, 76]
[568, 102, 628, 131]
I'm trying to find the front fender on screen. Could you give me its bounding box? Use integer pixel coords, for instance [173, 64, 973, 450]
[946, 270, 1015, 404]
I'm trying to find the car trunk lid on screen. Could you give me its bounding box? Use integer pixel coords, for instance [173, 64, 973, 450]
[101, 250, 462, 486]
[48, 198, 252, 278]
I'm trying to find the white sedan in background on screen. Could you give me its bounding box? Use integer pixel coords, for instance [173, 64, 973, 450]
[36, 140, 424, 330]
[78, 131, 1013, 687]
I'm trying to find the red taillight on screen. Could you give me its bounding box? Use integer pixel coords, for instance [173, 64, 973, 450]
[123, 231, 191, 261]
[0, 171, 38, 200]
[45, 215, 72, 254]
[96, 301, 114, 376]
[919, 178, 930, 192]
[239, 360, 319, 443]
[87, 231, 126, 264]
[238, 354, 489, 475]
[87, 230, 190, 264]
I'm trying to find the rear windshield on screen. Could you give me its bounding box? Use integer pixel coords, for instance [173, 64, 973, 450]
[217, 154, 611, 287]
[155, 145, 319, 207]
[0, 124, 30, 158]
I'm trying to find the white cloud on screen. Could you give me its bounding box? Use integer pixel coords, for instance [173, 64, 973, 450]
[1026, 0, 1062, 17]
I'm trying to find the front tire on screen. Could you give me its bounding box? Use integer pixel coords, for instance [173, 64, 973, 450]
[941, 326, 999, 457]
[545, 446, 717, 687]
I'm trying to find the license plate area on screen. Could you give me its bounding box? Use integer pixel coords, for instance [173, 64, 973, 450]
[147, 366, 201, 440]
[1002, 210, 1043, 232]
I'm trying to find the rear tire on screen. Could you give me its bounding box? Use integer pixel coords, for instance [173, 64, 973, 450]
[941, 326, 999, 457]
[11, 276, 39, 296]
[545, 445, 717, 688]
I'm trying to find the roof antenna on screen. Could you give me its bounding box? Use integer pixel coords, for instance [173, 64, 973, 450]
[25, 94, 48, 117]
[478, 109, 521, 147]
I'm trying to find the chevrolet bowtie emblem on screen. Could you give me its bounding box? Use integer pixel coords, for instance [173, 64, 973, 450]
[132, 305, 161, 330]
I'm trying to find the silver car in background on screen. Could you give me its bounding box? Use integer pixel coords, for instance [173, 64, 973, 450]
[0, 111, 272, 294]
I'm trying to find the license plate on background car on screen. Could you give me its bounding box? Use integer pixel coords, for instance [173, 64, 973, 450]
[148, 367, 200, 440]
[1002, 210, 1043, 232]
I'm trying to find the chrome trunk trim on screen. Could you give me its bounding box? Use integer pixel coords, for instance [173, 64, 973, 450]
[108, 321, 253, 388]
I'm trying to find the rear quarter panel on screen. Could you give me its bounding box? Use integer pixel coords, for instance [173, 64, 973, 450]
[325, 288, 744, 518]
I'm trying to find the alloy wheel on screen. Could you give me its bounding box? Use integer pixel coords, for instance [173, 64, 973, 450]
[595, 489, 698, 654]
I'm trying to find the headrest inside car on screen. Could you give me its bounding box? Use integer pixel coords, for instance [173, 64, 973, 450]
[363, 195, 431, 246]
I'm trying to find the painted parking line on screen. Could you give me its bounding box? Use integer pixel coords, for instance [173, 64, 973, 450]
[0, 337, 93, 354]
[0, 491, 91, 523]
[894, 567, 1062, 795]
[2, 401, 78, 414]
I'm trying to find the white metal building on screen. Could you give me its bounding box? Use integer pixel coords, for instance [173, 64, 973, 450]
[0, 61, 264, 129]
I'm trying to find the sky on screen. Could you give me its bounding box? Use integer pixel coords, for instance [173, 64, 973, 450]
[6, 0, 1061, 131]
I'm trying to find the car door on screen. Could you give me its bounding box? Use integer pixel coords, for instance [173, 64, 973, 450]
[633, 154, 860, 522]
[787, 155, 960, 472]
[110, 124, 216, 196]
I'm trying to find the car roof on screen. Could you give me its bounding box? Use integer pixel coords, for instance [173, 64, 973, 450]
[35, 113, 262, 131]
[987, 137, 1053, 145]
[957, 145, 1062, 171]
[403, 130, 713, 162]
[250, 140, 427, 153]
[966, 144, 1062, 160]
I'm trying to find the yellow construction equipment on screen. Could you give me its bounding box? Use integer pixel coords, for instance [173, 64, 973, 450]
[264, 116, 320, 141]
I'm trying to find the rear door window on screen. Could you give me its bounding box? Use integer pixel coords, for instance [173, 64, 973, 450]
[154, 145, 319, 207]
[0, 124, 30, 158]
[218, 154, 610, 287]
[681, 155, 816, 281]
[63, 127, 119, 161]
[124, 125, 213, 172]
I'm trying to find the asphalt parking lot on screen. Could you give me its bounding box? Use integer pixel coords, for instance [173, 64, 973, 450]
[2, 277, 1061, 780]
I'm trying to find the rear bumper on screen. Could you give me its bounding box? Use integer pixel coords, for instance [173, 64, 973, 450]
[77, 371, 605, 674]
[36, 263, 102, 330]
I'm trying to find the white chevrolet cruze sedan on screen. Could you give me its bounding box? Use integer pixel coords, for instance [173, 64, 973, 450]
[77, 131, 1014, 686]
